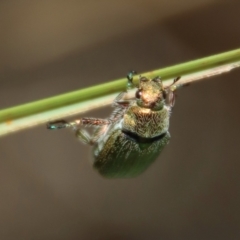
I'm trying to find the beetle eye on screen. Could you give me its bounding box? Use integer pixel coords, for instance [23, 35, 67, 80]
[135, 90, 142, 99]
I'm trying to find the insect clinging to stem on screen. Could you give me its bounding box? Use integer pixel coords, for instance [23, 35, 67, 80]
[47, 71, 183, 178]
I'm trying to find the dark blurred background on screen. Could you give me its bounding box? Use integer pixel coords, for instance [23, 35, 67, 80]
[1, 0, 240, 239]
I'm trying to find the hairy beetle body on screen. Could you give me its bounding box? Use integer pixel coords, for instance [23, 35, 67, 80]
[47, 72, 182, 178]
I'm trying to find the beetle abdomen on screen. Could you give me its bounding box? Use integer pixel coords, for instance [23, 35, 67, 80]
[93, 129, 170, 178]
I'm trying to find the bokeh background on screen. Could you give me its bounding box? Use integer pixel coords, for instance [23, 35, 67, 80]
[1, 0, 240, 239]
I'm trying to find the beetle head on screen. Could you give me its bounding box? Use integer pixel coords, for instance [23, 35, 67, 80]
[135, 76, 167, 110]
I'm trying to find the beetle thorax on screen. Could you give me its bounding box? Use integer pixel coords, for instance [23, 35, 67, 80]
[122, 103, 170, 138]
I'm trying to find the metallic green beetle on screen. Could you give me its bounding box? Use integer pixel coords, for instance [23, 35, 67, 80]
[47, 72, 182, 178]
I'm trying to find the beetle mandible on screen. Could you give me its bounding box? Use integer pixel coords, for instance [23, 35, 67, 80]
[47, 72, 182, 178]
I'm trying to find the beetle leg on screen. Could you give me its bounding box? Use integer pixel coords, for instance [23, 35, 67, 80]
[167, 76, 189, 92]
[75, 128, 91, 144]
[70, 117, 113, 129]
[48, 117, 113, 145]
[112, 73, 137, 107]
[89, 106, 127, 144]
[79, 117, 112, 127]
[47, 117, 112, 130]
[87, 125, 109, 145]
[47, 120, 74, 130]
[47, 107, 125, 144]
[163, 77, 181, 108]
[127, 70, 137, 90]
[109, 106, 126, 121]
[77, 109, 126, 145]
[112, 91, 132, 108]
[112, 91, 128, 107]
[76, 123, 113, 145]
[88, 106, 126, 145]
[173, 76, 181, 83]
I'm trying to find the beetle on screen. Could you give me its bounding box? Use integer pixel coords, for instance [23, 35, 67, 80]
[47, 72, 182, 178]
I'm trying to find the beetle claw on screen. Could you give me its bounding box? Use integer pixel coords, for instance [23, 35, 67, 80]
[47, 120, 68, 130]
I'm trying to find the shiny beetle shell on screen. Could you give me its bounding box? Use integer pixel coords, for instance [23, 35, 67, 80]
[93, 129, 170, 178]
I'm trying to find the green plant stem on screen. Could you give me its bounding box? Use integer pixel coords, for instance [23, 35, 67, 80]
[0, 48, 240, 137]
